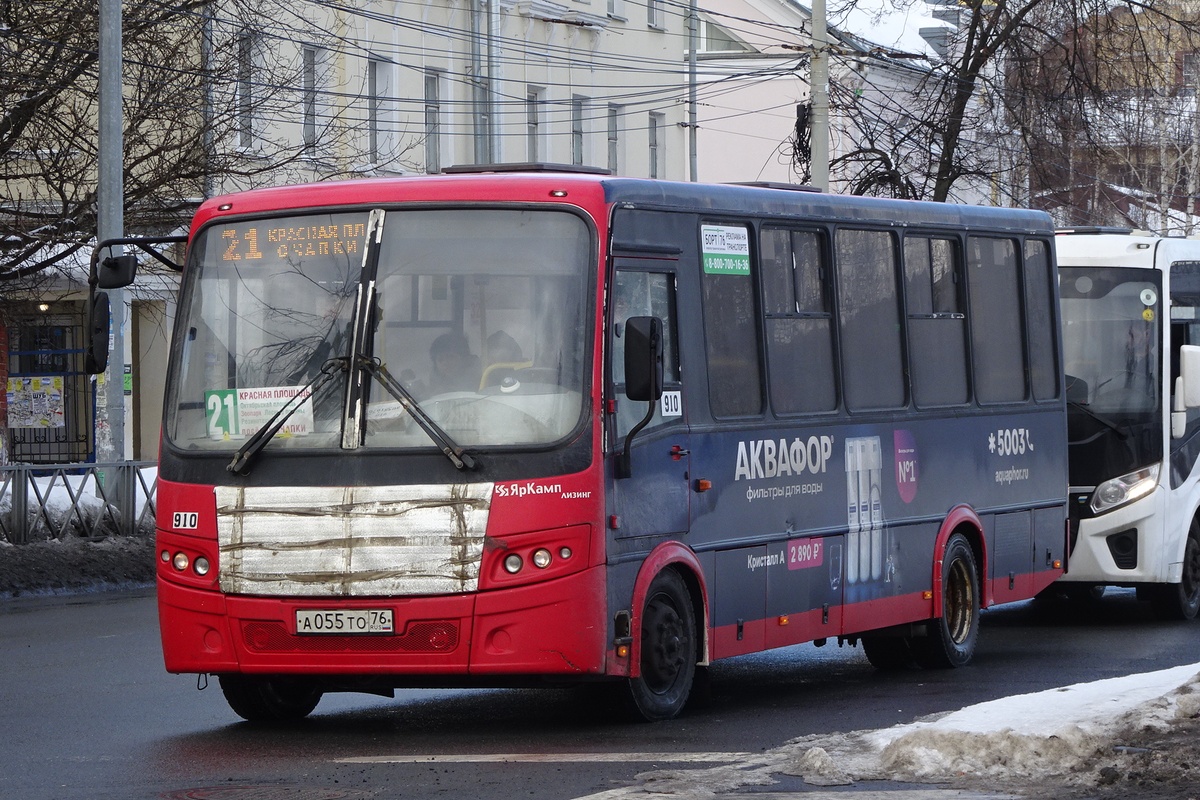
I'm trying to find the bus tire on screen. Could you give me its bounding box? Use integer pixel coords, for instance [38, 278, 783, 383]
[1150, 523, 1200, 621]
[218, 675, 323, 723]
[627, 569, 697, 721]
[913, 533, 980, 669]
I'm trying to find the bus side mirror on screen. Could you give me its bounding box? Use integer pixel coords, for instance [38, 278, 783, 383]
[85, 292, 111, 374]
[623, 316, 663, 403]
[1180, 346, 1200, 408]
[96, 254, 137, 290]
[618, 316, 663, 479]
[1173, 345, 1200, 439]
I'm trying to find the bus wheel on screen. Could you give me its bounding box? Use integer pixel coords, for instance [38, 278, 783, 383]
[861, 636, 913, 670]
[218, 675, 323, 723]
[627, 569, 697, 721]
[1150, 524, 1200, 621]
[913, 533, 979, 669]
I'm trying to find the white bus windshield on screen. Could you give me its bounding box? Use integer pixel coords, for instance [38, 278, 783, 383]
[164, 208, 592, 454]
[1060, 266, 1164, 483]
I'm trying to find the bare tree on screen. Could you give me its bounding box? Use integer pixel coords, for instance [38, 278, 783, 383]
[1011, 2, 1200, 232]
[0, 0, 417, 288]
[795, 0, 1200, 210]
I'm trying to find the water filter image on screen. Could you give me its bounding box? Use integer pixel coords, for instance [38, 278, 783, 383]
[867, 437, 883, 582]
[846, 435, 885, 586]
[845, 438, 860, 585]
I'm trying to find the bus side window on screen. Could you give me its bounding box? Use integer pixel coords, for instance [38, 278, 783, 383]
[701, 224, 763, 417]
[1170, 261, 1200, 435]
[611, 270, 680, 437]
[968, 236, 1027, 404]
[761, 227, 836, 413]
[904, 235, 968, 407]
[1024, 240, 1060, 401]
[836, 229, 905, 410]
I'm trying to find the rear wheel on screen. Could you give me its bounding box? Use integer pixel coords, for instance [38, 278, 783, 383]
[627, 569, 697, 721]
[1150, 523, 1200, 621]
[218, 675, 323, 723]
[913, 533, 980, 669]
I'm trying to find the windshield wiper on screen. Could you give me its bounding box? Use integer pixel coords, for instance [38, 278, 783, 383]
[227, 358, 349, 475]
[357, 355, 476, 470]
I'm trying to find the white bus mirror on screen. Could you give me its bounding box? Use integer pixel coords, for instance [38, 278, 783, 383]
[1180, 345, 1200, 408]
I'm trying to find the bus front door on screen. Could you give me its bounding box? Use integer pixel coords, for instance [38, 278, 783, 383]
[609, 267, 690, 539]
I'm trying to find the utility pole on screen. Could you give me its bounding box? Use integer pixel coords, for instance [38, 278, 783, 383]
[810, 0, 830, 190]
[98, 0, 128, 463]
[688, 0, 698, 181]
[487, 0, 501, 162]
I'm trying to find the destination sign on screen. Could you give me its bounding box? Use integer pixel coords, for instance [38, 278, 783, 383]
[216, 216, 368, 263]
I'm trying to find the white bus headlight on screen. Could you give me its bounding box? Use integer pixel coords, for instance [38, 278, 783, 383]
[1091, 465, 1159, 514]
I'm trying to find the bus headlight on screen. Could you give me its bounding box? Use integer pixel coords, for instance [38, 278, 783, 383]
[1091, 465, 1159, 514]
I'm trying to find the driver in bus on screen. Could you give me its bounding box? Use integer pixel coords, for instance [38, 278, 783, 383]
[426, 332, 481, 395]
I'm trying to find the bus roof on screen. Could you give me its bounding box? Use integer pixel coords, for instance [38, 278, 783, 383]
[192, 170, 1054, 236]
[1056, 230, 1200, 270]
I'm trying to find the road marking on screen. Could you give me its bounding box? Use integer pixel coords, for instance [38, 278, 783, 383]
[336, 752, 752, 764]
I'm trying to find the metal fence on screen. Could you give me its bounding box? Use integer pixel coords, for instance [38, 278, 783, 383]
[0, 461, 157, 544]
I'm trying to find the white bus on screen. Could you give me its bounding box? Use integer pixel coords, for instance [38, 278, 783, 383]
[1056, 229, 1200, 619]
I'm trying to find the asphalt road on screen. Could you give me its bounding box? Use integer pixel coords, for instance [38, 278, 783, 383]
[3, 588, 1199, 800]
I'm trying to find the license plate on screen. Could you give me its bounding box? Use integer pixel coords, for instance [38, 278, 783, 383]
[296, 608, 394, 635]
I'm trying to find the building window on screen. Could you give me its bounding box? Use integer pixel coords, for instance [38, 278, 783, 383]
[648, 0, 664, 29]
[301, 46, 322, 148]
[607, 104, 623, 174]
[571, 95, 587, 165]
[607, 0, 625, 20]
[648, 111, 665, 178]
[368, 59, 382, 164]
[527, 87, 544, 162]
[1184, 51, 1200, 89]
[425, 69, 442, 173]
[237, 31, 257, 149]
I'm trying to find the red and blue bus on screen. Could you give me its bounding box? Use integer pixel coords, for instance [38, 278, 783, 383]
[93, 166, 1068, 721]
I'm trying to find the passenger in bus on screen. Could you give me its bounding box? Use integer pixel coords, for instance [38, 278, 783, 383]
[487, 330, 524, 364]
[480, 330, 531, 389]
[426, 332, 481, 395]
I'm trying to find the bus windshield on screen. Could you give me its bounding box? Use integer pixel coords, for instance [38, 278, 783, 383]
[164, 207, 592, 454]
[1059, 266, 1163, 485]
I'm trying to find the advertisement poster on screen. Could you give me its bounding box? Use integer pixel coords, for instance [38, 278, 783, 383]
[7, 376, 66, 428]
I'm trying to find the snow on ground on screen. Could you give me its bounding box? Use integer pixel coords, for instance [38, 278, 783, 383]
[600, 663, 1200, 798]
[775, 663, 1200, 787]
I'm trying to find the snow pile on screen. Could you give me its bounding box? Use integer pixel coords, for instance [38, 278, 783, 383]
[780, 663, 1200, 785]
